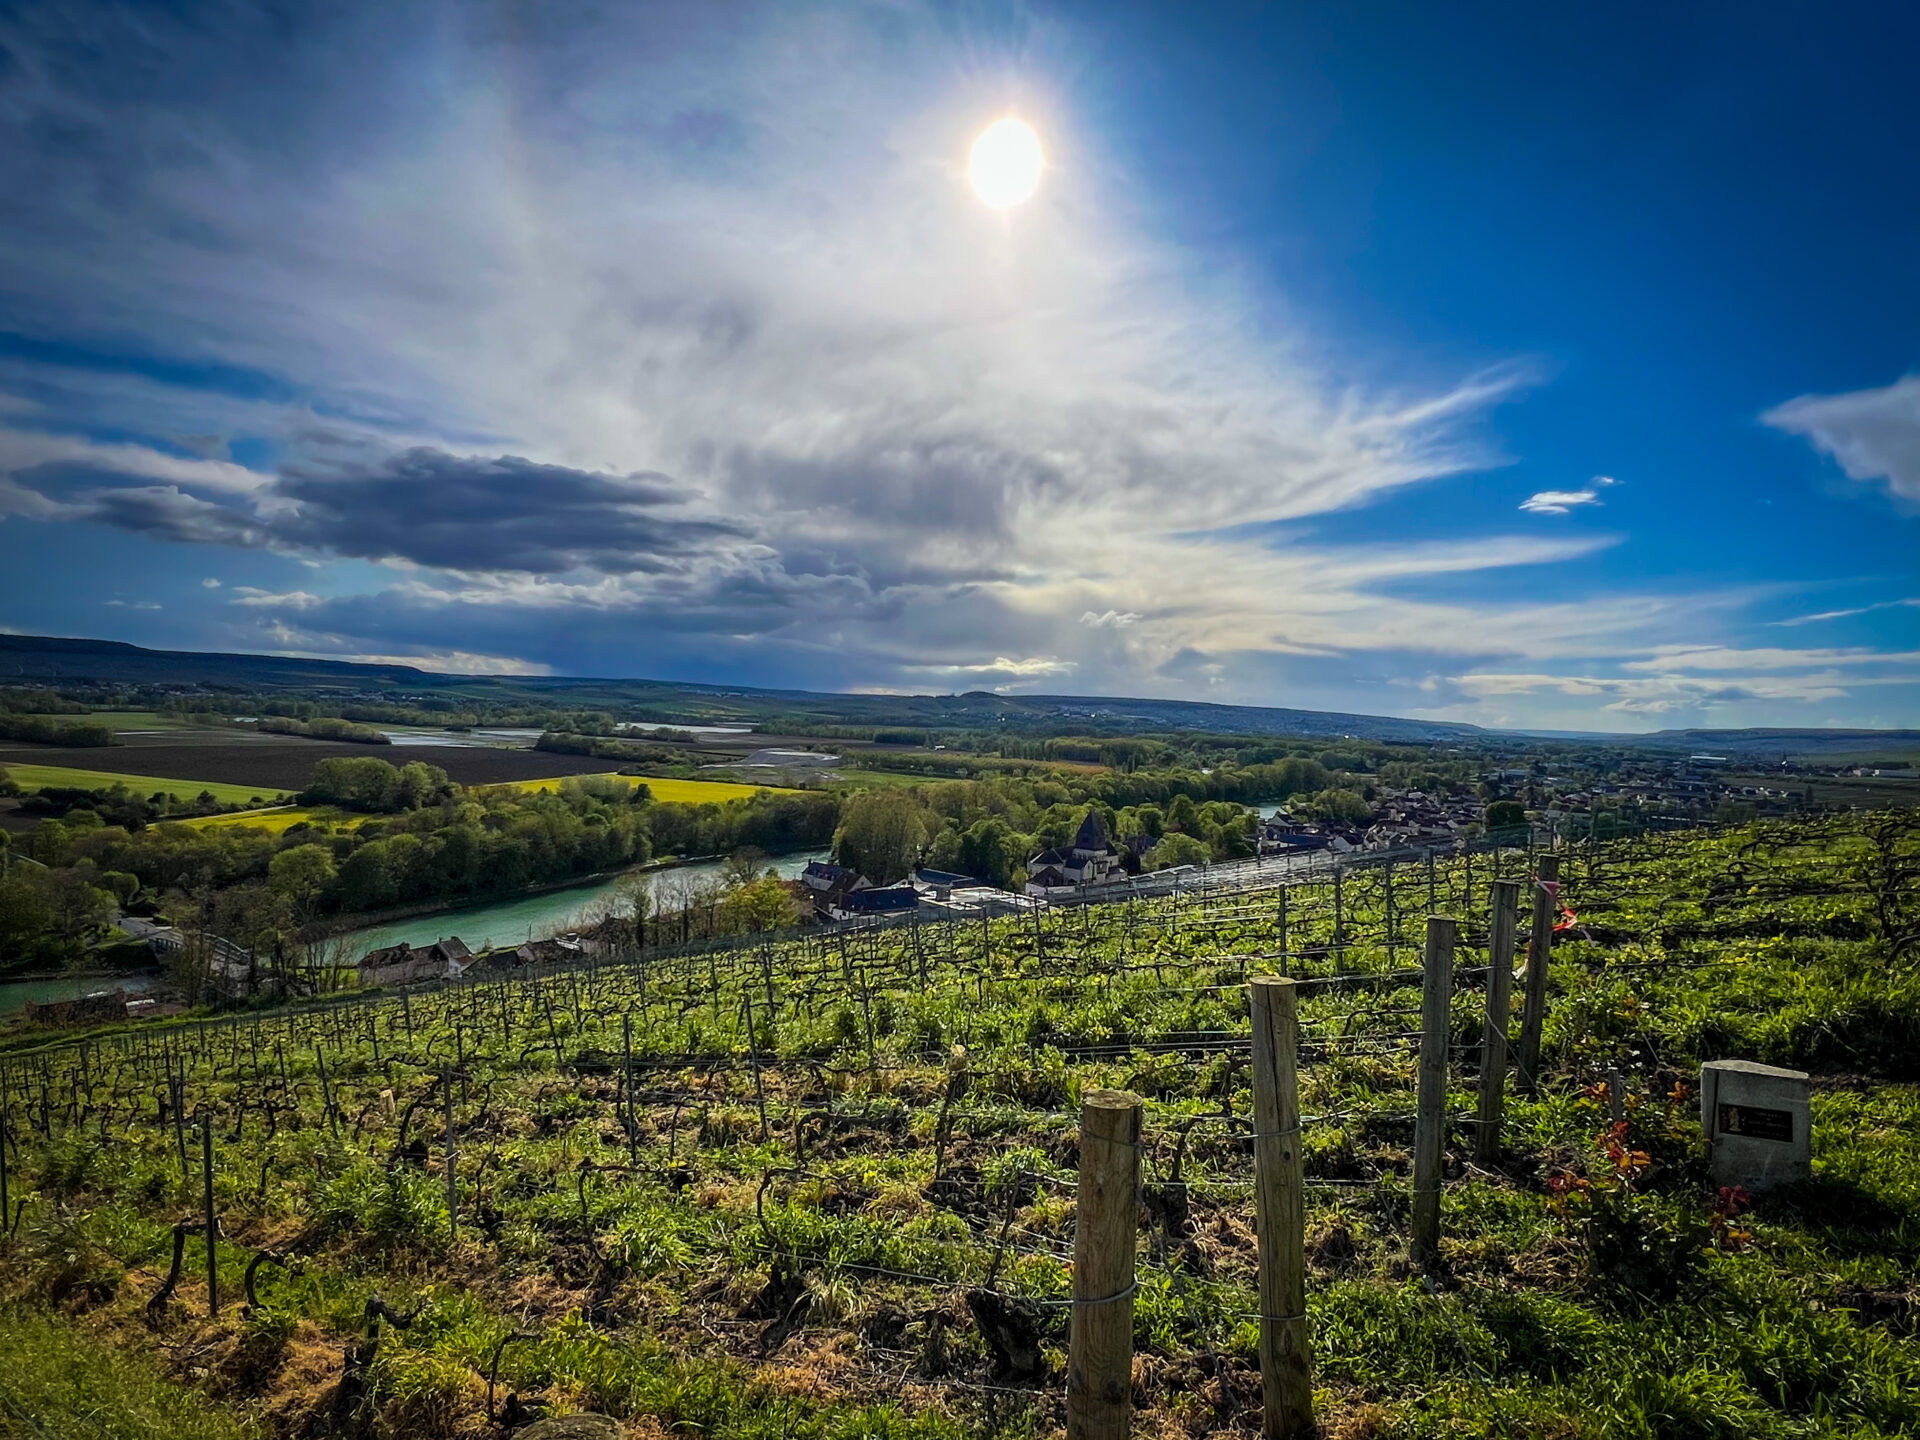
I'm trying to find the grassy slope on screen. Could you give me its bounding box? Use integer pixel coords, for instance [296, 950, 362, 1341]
[0, 816, 1915, 1439]
[0, 1311, 253, 1440]
[43, 710, 198, 730]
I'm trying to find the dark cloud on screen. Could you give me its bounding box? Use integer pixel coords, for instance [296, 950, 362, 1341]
[269, 446, 746, 573]
[8, 443, 750, 576]
[76, 484, 266, 547]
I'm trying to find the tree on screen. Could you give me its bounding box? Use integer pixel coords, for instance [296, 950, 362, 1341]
[717, 874, 799, 934]
[1144, 833, 1211, 871]
[269, 843, 338, 922]
[833, 789, 930, 884]
[1302, 788, 1371, 824]
[954, 817, 1023, 889]
[722, 847, 770, 887]
[1485, 800, 1527, 832]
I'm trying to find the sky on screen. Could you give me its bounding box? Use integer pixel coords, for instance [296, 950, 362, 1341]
[0, 1, 1916, 733]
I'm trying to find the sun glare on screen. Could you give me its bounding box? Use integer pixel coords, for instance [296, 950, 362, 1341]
[968, 118, 1043, 208]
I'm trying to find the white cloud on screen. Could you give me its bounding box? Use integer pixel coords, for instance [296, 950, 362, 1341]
[1764, 376, 1920, 505]
[1080, 610, 1142, 628]
[1625, 644, 1920, 673]
[1519, 476, 1615, 515]
[201, 576, 221, 588]
[281, 648, 549, 676]
[232, 587, 323, 609]
[1774, 597, 1920, 626]
[908, 655, 1078, 679]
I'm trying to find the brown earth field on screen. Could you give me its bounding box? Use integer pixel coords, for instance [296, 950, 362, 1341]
[0, 729, 639, 793]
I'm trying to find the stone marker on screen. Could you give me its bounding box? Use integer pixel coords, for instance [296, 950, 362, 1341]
[1700, 1059, 1810, 1192]
[518, 1416, 623, 1440]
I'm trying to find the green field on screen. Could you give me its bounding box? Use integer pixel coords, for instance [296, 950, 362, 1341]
[42, 710, 200, 731]
[0, 763, 291, 807]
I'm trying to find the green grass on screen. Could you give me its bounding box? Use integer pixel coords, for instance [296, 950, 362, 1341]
[0, 763, 290, 807]
[37, 711, 199, 731]
[0, 1311, 255, 1440]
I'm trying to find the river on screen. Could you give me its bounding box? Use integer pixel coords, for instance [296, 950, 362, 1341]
[0, 850, 828, 1016]
[331, 849, 830, 957]
[0, 971, 167, 1016]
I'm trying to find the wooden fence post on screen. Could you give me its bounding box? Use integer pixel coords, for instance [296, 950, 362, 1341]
[1332, 870, 1344, 973]
[1068, 1089, 1142, 1440]
[1249, 978, 1312, 1438]
[436, 1069, 455, 1240]
[1412, 916, 1456, 1265]
[201, 1115, 219, 1315]
[1516, 855, 1562, 1095]
[0, 1068, 10, 1236]
[1474, 880, 1521, 1165]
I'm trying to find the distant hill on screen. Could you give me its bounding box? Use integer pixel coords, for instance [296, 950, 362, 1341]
[1600, 727, 1920, 760]
[2, 633, 1915, 754]
[0, 633, 1488, 742]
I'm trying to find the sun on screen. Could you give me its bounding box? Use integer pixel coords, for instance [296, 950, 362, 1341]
[968, 118, 1044, 208]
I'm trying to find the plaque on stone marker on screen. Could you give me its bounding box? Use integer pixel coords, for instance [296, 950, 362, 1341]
[1717, 1103, 1792, 1143]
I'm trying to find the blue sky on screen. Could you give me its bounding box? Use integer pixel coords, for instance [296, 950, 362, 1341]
[0, 1, 1915, 731]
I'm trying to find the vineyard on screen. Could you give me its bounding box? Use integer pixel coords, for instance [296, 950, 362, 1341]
[1, 813, 1917, 1439]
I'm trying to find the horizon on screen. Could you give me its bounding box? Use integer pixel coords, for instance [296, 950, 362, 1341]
[9, 629, 1920, 743]
[1, 3, 1917, 730]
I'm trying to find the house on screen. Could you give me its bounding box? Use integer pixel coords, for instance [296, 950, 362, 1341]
[802, 860, 866, 897]
[357, 937, 473, 988]
[803, 860, 919, 920]
[837, 884, 919, 918]
[1025, 811, 1123, 896]
[506, 933, 593, 967]
[912, 868, 978, 902]
[1260, 823, 1333, 853]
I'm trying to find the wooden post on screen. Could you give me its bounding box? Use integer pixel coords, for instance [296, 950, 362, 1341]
[622, 1014, 638, 1166]
[1383, 865, 1395, 961]
[744, 994, 769, 1142]
[1412, 916, 1456, 1265]
[1276, 887, 1289, 977]
[1332, 870, 1344, 973]
[313, 1045, 338, 1137]
[1249, 978, 1312, 1438]
[443, 1071, 458, 1240]
[1067, 1089, 1141, 1440]
[0, 1066, 10, 1235]
[1474, 880, 1521, 1165]
[202, 1115, 219, 1315]
[1516, 855, 1561, 1095]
